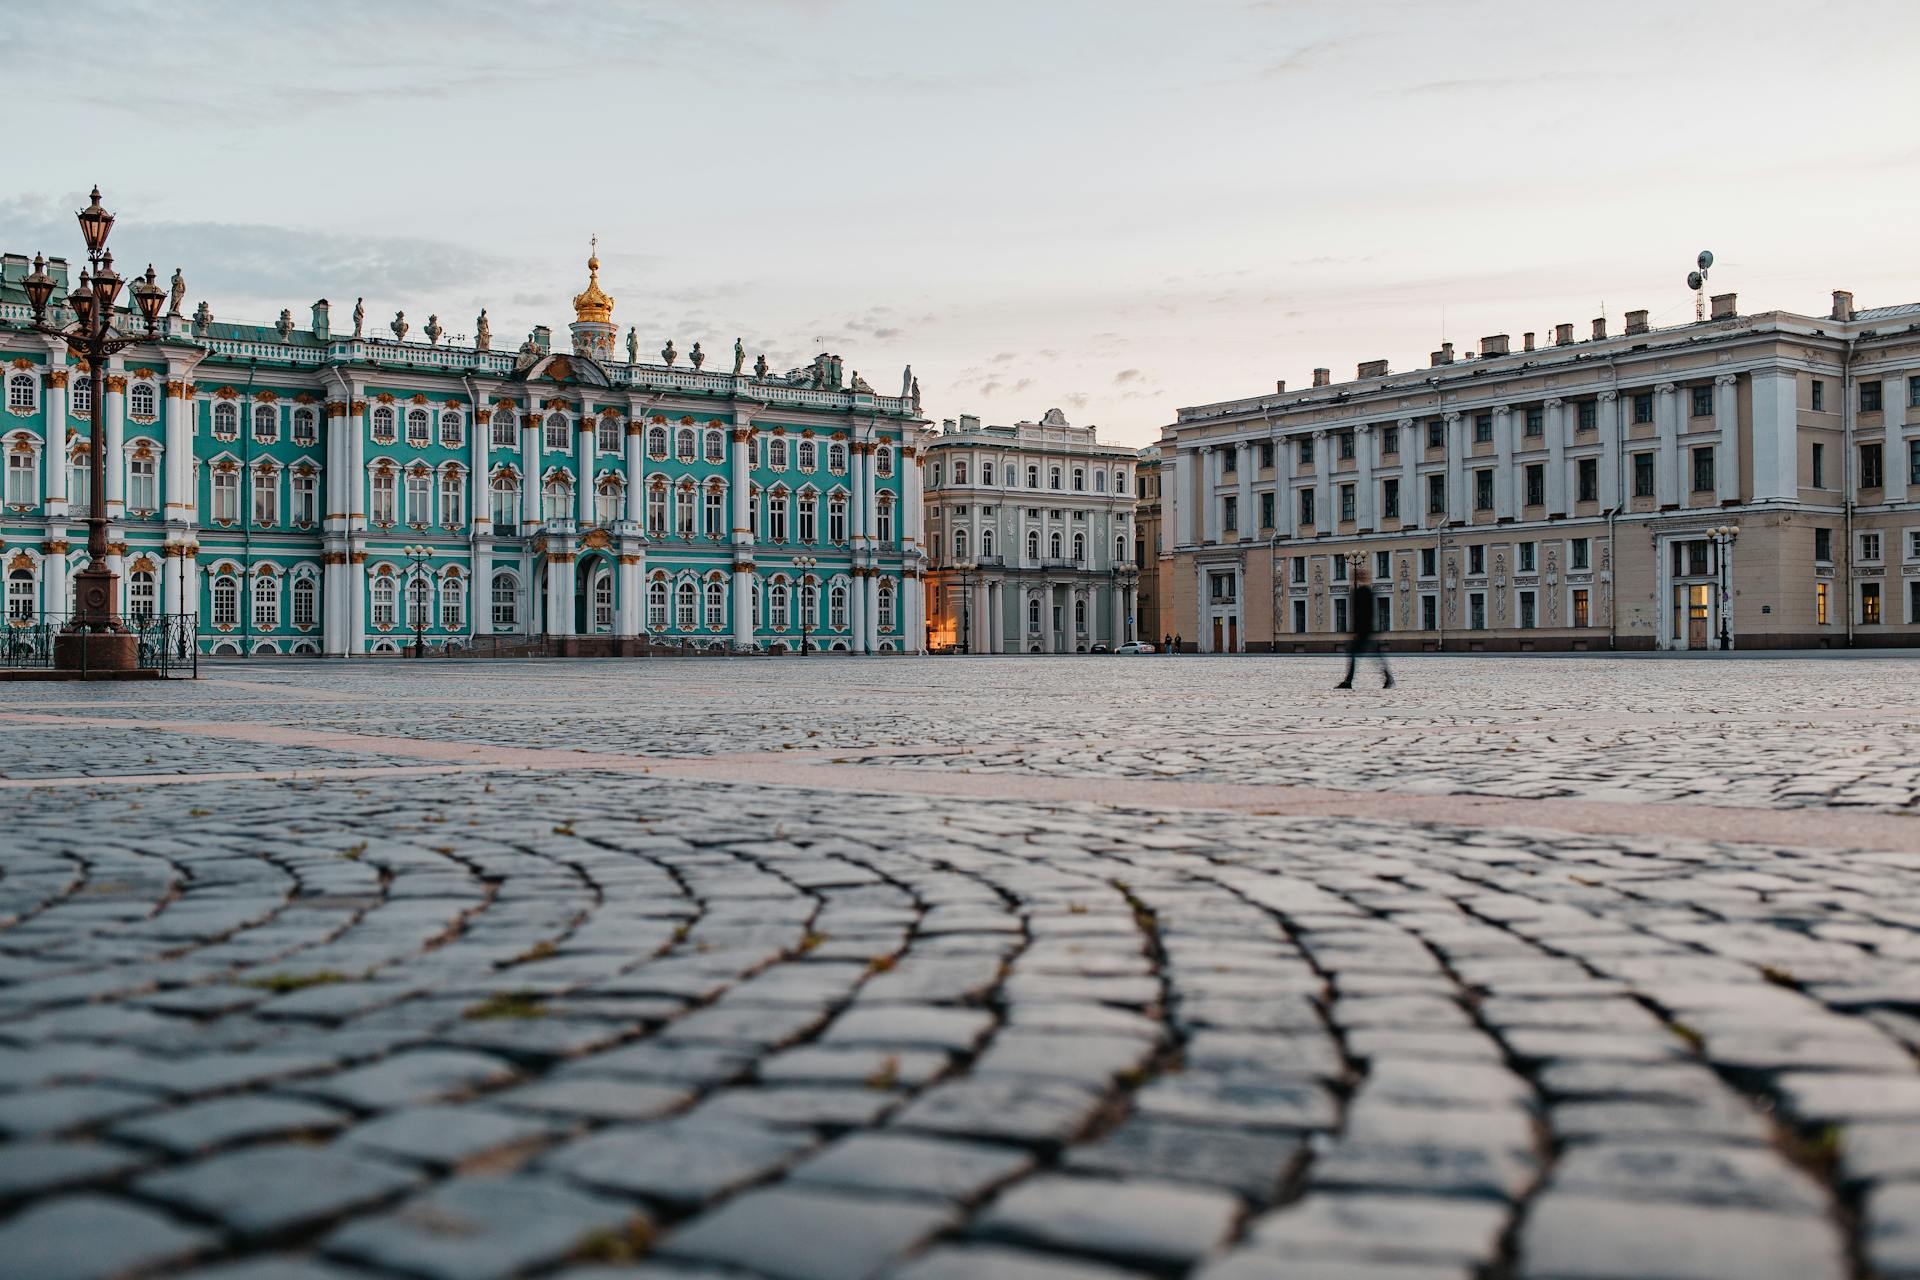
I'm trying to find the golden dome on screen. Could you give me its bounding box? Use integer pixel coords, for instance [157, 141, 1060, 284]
[572, 237, 614, 326]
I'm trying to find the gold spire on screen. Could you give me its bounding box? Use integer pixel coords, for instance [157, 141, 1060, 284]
[572, 235, 614, 326]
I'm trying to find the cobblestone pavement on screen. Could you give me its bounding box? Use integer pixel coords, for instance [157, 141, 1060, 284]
[3, 655, 1920, 1280]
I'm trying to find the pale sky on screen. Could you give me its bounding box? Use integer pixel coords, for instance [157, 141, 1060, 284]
[7, 0, 1919, 446]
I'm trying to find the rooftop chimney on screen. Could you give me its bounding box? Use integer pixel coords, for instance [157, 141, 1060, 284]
[1480, 334, 1510, 357]
[1592, 317, 1608, 340]
[1710, 293, 1737, 320]
[1357, 359, 1389, 379]
[1312, 367, 1330, 388]
[1275, 379, 1286, 393]
[1624, 309, 1649, 335]
[1523, 332, 1536, 352]
[311, 299, 330, 342]
[1555, 323, 1574, 346]
[1431, 341, 1455, 368]
[959, 414, 981, 432]
[1832, 290, 1854, 321]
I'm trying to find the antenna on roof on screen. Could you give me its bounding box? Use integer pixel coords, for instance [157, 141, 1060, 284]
[1688, 250, 1713, 321]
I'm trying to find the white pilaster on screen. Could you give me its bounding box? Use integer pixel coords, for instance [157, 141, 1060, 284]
[1749, 369, 1798, 502]
[1885, 377, 1908, 504]
[103, 362, 126, 518]
[1654, 384, 1679, 507]
[1492, 406, 1513, 519]
[1598, 393, 1621, 509]
[1446, 413, 1466, 522]
[1355, 425, 1375, 529]
[1715, 375, 1741, 505]
[576, 411, 595, 525]
[1172, 448, 1194, 546]
[44, 367, 68, 513]
[1398, 418, 1418, 529]
[1235, 442, 1253, 541]
[1545, 399, 1568, 516]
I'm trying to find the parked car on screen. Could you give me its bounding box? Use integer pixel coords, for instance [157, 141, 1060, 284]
[1114, 641, 1156, 654]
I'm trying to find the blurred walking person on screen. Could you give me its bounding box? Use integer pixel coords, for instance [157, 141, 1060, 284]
[1337, 568, 1393, 689]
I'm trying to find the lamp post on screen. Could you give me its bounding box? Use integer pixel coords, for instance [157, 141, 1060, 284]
[1709, 524, 1739, 650]
[952, 557, 976, 653]
[792, 555, 817, 655]
[402, 544, 433, 658]
[20, 187, 168, 671]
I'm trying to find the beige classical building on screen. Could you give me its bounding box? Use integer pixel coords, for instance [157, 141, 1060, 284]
[923, 410, 1140, 652]
[1133, 446, 1166, 645]
[1161, 290, 1920, 651]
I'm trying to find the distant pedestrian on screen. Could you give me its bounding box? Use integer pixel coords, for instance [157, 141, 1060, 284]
[1173, 633, 1182, 654]
[1163, 633, 1172, 654]
[1337, 569, 1393, 689]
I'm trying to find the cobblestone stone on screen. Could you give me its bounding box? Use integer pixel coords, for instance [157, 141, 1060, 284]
[4, 656, 1920, 1276]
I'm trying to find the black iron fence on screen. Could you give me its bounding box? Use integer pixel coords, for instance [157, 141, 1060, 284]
[1, 613, 199, 678]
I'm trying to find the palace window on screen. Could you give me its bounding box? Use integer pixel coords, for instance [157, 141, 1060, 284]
[369, 470, 395, 524]
[648, 579, 669, 631]
[1338, 433, 1355, 461]
[1094, 469, 1106, 493]
[798, 491, 817, 543]
[676, 579, 697, 631]
[647, 485, 667, 535]
[6, 566, 34, 619]
[1578, 458, 1598, 503]
[1519, 541, 1536, 572]
[768, 580, 789, 630]
[1028, 597, 1041, 631]
[493, 411, 517, 447]
[442, 575, 466, 632]
[253, 467, 278, 525]
[1862, 382, 1884, 413]
[798, 440, 816, 472]
[1380, 479, 1398, 521]
[1525, 464, 1545, 507]
[1474, 470, 1493, 510]
[1862, 581, 1883, 625]
[1026, 464, 1039, 488]
[705, 579, 725, 631]
[876, 444, 894, 477]
[1691, 386, 1714, 418]
[1072, 467, 1085, 491]
[1380, 428, 1398, 457]
[676, 484, 696, 535]
[646, 424, 668, 458]
[129, 382, 156, 420]
[253, 573, 279, 631]
[493, 572, 519, 629]
[1473, 414, 1493, 445]
[370, 574, 396, 629]
[599, 478, 624, 526]
[877, 579, 895, 631]
[440, 412, 464, 448]
[1861, 443, 1885, 488]
[291, 407, 316, 444]
[406, 470, 432, 524]
[72, 379, 92, 417]
[588, 417, 615, 454]
[442, 470, 465, 527]
[491, 475, 518, 527]
[212, 574, 239, 628]
[705, 429, 726, 463]
[406, 409, 430, 447]
[1578, 401, 1597, 431]
[1072, 532, 1086, 562]
[1339, 485, 1355, 523]
[591, 571, 612, 632]
[828, 441, 847, 472]
[830, 581, 848, 631]
[703, 487, 723, 537]
[877, 496, 894, 543]
[545, 413, 569, 451]
[70, 455, 92, 515]
[7, 374, 35, 411]
[1573, 588, 1591, 628]
[1049, 466, 1062, 491]
[1572, 538, 1590, 570]
[5, 450, 36, 506]
[1692, 446, 1715, 492]
[129, 455, 158, 512]
[1049, 530, 1063, 559]
[677, 428, 697, 463]
[129, 569, 157, 621]
[828, 494, 848, 543]
[292, 575, 317, 628]
[370, 405, 395, 443]
[1633, 393, 1654, 424]
[953, 528, 968, 561]
[406, 574, 432, 632]
[1468, 544, 1485, 575]
[768, 437, 788, 470]
[212, 469, 239, 523]
[982, 527, 995, 558]
[1633, 453, 1655, 498]
[213, 402, 240, 440]
[543, 476, 572, 521]
[1026, 529, 1040, 561]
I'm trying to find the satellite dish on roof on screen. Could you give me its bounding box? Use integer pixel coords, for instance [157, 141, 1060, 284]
[1697, 250, 1714, 271]
[1688, 270, 1704, 291]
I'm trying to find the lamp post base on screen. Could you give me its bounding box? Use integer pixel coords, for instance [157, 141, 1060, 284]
[53, 630, 139, 673]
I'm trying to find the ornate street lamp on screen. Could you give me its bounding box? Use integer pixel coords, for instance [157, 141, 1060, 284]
[402, 544, 433, 658]
[792, 555, 817, 655]
[21, 188, 168, 670]
[1709, 525, 1739, 650]
[950, 557, 977, 654]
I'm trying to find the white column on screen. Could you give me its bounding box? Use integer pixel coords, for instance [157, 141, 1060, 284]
[1654, 384, 1679, 507]
[1749, 370, 1798, 502]
[103, 365, 126, 518]
[621, 556, 644, 637]
[1492, 406, 1514, 519]
[1172, 448, 1194, 546]
[907, 573, 926, 653]
[164, 373, 192, 520]
[544, 556, 570, 636]
[348, 553, 366, 655]
[864, 570, 879, 653]
[43, 369, 68, 512]
[626, 421, 646, 522]
[1195, 562, 1209, 651]
[988, 581, 1002, 652]
[1198, 446, 1217, 543]
[1884, 376, 1908, 504]
[1355, 425, 1375, 529]
[161, 545, 184, 616]
[520, 405, 540, 531]
[902, 443, 924, 554]
[471, 403, 492, 536]
[1446, 413, 1467, 522]
[43, 545, 68, 616]
[1398, 418, 1418, 529]
[1277, 433, 1295, 534]
[1545, 399, 1568, 516]
[1109, 580, 1124, 646]
[181, 547, 199, 638]
[1235, 442, 1253, 541]
[576, 411, 594, 525]
[1715, 375, 1741, 505]
[1312, 432, 1331, 531]
[1598, 392, 1621, 509]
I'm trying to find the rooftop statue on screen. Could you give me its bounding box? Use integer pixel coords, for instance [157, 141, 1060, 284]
[733, 338, 745, 375]
[167, 268, 185, 318]
[626, 327, 638, 365]
[475, 309, 491, 352]
[353, 298, 365, 339]
[900, 365, 912, 398]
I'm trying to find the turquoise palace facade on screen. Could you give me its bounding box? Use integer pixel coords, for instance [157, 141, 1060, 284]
[1, 249, 930, 655]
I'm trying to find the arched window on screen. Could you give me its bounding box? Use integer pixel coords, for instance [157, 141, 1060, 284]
[492, 572, 518, 629]
[829, 581, 849, 631]
[292, 575, 317, 628]
[212, 573, 240, 629]
[1049, 466, 1062, 491]
[592, 570, 613, 632]
[705, 579, 726, 631]
[6, 566, 35, 619]
[72, 379, 92, 418]
[490, 474, 518, 527]
[406, 573, 432, 632]
[492, 410, 517, 447]
[705, 430, 726, 463]
[768, 437, 788, 470]
[370, 573, 396, 629]
[370, 405, 395, 443]
[541, 413, 567, 450]
[1049, 531, 1062, 559]
[254, 573, 280, 630]
[646, 483, 667, 535]
[953, 528, 968, 560]
[828, 493, 848, 543]
[798, 440, 816, 472]
[213, 402, 240, 439]
[647, 579, 669, 631]
[1072, 533, 1085, 562]
[982, 462, 996, 486]
[675, 483, 696, 536]
[129, 568, 157, 621]
[703, 485, 724, 537]
[440, 470, 465, 527]
[876, 495, 894, 544]
[797, 491, 818, 543]
[5, 448, 36, 506]
[647, 424, 669, 459]
[595, 477, 622, 526]
[253, 465, 279, 525]
[597, 418, 621, 454]
[877, 579, 895, 631]
[828, 441, 847, 472]
[1025, 464, 1039, 488]
[1094, 470, 1106, 493]
[1075, 598, 1087, 631]
[369, 470, 395, 524]
[70, 453, 91, 516]
[768, 579, 789, 630]
[1116, 533, 1128, 562]
[981, 527, 994, 558]
[1026, 529, 1040, 561]
[1027, 597, 1041, 630]
[1072, 468, 1085, 492]
[405, 408, 430, 447]
[676, 579, 697, 631]
[543, 475, 572, 521]
[875, 444, 893, 477]
[129, 383, 156, 420]
[676, 428, 697, 463]
[7, 374, 37, 412]
[768, 490, 789, 542]
[1115, 468, 1128, 494]
[291, 407, 316, 444]
[439, 411, 464, 447]
[442, 574, 466, 632]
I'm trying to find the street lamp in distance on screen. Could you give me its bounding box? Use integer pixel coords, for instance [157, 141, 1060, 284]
[951, 558, 976, 654]
[402, 544, 434, 658]
[791, 556, 817, 655]
[1708, 525, 1739, 651]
